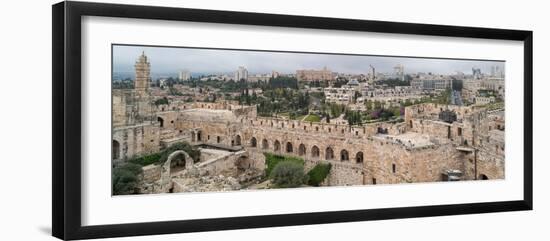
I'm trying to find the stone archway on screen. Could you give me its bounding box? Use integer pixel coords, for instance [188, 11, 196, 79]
[250, 137, 257, 147]
[197, 130, 202, 142]
[274, 140, 281, 152]
[325, 147, 334, 160]
[262, 139, 269, 149]
[479, 174, 489, 180]
[235, 135, 242, 146]
[355, 151, 364, 164]
[157, 117, 164, 128]
[286, 142, 293, 153]
[112, 140, 120, 160]
[298, 144, 306, 156]
[311, 145, 320, 158]
[340, 149, 349, 161]
[160, 150, 195, 189]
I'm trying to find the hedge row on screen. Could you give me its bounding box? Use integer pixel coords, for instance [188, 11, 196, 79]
[306, 163, 332, 186]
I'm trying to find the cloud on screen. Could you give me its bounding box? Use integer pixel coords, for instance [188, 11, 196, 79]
[113, 45, 504, 75]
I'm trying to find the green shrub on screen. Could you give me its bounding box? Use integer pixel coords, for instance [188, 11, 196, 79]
[264, 153, 304, 177]
[127, 142, 200, 167]
[270, 161, 308, 188]
[306, 163, 332, 186]
[112, 163, 143, 195]
[128, 153, 162, 166]
[154, 97, 169, 106]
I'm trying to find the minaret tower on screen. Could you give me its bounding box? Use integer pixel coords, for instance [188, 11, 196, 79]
[134, 51, 150, 96]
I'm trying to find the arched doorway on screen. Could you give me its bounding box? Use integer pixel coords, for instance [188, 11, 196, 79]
[340, 149, 349, 161]
[112, 140, 120, 159]
[262, 139, 269, 149]
[274, 140, 281, 152]
[479, 174, 489, 180]
[169, 152, 187, 174]
[157, 117, 164, 127]
[197, 130, 202, 142]
[298, 144, 306, 156]
[325, 147, 334, 160]
[250, 137, 257, 147]
[286, 142, 293, 153]
[355, 152, 364, 164]
[160, 150, 195, 190]
[235, 135, 241, 146]
[311, 145, 320, 158]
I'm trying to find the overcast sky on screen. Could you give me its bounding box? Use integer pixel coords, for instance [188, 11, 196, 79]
[113, 45, 504, 75]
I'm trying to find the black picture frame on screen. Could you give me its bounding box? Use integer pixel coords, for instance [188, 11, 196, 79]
[52, 1, 533, 240]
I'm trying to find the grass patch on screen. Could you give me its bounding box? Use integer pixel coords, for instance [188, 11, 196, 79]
[277, 112, 290, 118]
[292, 114, 307, 120]
[306, 163, 332, 186]
[303, 114, 321, 122]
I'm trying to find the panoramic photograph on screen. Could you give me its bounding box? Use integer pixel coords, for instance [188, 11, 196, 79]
[111, 44, 505, 195]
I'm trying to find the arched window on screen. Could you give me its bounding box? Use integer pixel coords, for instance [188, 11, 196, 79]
[157, 117, 164, 127]
[340, 149, 349, 161]
[286, 142, 293, 153]
[298, 144, 306, 156]
[250, 137, 257, 147]
[262, 139, 269, 149]
[197, 131, 202, 141]
[311, 146, 320, 158]
[355, 152, 364, 164]
[235, 135, 241, 146]
[112, 140, 120, 159]
[325, 147, 334, 160]
[274, 140, 281, 152]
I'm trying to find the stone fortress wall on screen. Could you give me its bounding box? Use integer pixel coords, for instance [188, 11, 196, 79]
[112, 52, 504, 188]
[113, 89, 505, 185]
[154, 101, 505, 186]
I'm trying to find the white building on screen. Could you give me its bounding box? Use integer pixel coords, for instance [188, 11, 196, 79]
[324, 86, 356, 105]
[235, 66, 248, 82]
[247, 74, 271, 83]
[393, 64, 405, 81]
[474, 96, 496, 105]
[178, 70, 191, 81]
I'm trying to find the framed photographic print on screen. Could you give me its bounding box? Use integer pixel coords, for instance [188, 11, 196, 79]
[52, 1, 533, 240]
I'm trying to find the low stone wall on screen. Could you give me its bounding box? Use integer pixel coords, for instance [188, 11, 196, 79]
[197, 150, 248, 175]
[304, 159, 363, 186]
[142, 164, 161, 183]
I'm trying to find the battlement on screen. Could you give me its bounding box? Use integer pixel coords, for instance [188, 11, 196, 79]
[237, 116, 406, 139]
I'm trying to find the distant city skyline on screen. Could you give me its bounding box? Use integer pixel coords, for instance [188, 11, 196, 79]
[113, 45, 505, 77]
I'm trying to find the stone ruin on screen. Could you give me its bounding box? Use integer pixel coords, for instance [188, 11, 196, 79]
[138, 149, 264, 194]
